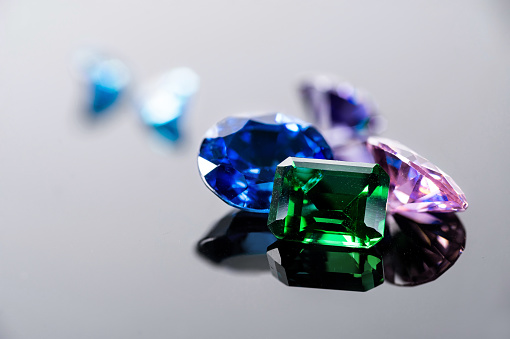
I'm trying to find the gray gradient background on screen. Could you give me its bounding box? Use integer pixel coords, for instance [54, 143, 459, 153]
[1, 1, 509, 338]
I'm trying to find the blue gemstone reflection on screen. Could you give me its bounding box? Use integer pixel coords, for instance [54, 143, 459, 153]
[137, 68, 199, 141]
[197, 211, 276, 264]
[198, 113, 333, 212]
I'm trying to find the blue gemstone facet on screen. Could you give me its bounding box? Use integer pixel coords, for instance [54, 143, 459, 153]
[137, 68, 199, 141]
[198, 113, 333, 212]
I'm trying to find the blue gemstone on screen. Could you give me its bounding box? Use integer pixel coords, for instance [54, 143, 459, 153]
[137, 68, 199, 141]
[87, 57, 130, 114]
[198, 113, 333, 212]
[92, 83, 120, 113]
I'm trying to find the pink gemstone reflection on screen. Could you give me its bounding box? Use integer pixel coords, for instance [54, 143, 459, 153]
[367, 137, 468, 213]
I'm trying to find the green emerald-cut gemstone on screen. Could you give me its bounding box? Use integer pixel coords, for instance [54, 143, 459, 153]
[267, 157, 389, 248]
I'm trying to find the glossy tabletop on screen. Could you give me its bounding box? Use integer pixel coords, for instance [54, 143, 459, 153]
[0, 1, 509, 338]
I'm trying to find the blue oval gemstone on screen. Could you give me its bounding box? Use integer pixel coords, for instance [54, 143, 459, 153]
[198, 113, 333, 212]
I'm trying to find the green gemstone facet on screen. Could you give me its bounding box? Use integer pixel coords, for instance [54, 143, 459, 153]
[268, 157, 389, 248]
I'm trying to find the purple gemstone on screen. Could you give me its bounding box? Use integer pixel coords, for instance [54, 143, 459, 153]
[367, 137, 468, 213]
[382, 212, 466, 286]
[332, 141, 375, 163]
[300, 75, 382, 136]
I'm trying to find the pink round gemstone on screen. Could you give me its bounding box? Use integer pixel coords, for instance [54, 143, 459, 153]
[367, 137, 468, 213]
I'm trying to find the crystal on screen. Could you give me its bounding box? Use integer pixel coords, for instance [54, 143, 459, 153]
[367, 137, 468, 213]
[333, 141, 375, 163]
[300, 75, 383, 138]
[268, 157, 389, 248]
[267, 241, 384, 291]
[198, 113, 333, 212]
[76, 51, 130, 113]
[137, 67, 199, 141]
[197, 211, 276, 263]
[380, 212, 466, 286]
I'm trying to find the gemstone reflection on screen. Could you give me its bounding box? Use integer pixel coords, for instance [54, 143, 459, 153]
[197, 210, 466, 288]
[381, 212, 466, 286]
[197, 211, 276, 264]
[267, 241, 384, 291]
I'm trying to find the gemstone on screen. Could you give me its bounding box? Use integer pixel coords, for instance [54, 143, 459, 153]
[198, 113, 333, 212]
[267, 241, 384, 291]
[367, 137, 468, 213]
[77, 51, 130, 113]
[380, 212, 466, 286]
[333, 141, 375, 163]
[300, 75, 384, 138]
[197, 211, 276, 264]
[268, 157, 389, 248]
[137, 67, 199, 141]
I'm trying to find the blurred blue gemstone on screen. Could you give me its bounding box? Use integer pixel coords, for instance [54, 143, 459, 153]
[79, 52, 130, 114]
[198, 113, 333, 212]
[137, 68, 199, 141]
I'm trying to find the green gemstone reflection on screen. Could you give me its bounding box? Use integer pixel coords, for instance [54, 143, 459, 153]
[267, 241, 384, 291]
[268, 157, 389, 248]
